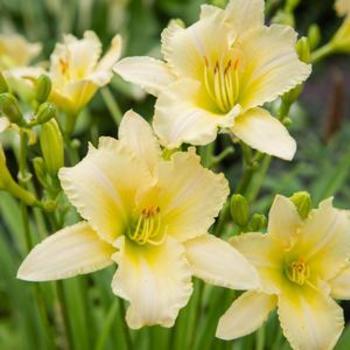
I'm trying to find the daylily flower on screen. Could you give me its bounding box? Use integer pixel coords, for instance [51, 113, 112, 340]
[114, 0, 311, 160]
[49, 31, 122, 114]
[331, 0, 350, 53]
[0, 33, 41, 70]
[17, 110, 258, 328]
[216, 195, 350, 350]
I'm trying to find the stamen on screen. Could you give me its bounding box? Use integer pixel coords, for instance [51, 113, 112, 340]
[127, 206, 166, 246]
[286, 259, 310, 286]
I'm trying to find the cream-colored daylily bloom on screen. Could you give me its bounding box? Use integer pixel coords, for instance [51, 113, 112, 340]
[114, 0, 311, 160]
[332, 0, 350, 53]
[17, 110, 258, 329]
[216, 195, 350, 350]
[49, 31, 122, 114]
[0, 33, 41, 70]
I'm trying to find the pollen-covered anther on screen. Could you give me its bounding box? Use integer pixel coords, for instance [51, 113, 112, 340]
[286, 259, 310, 286]
[128, 206, 166, 246]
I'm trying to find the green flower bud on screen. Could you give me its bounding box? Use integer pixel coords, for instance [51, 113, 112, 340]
[35, 74, 52, 103]
[330, 18, 350, 53]
[248, 213, 267, 232]
[32, 157, 47, 187]
[230, 194, 250, 227]
[290, 191, 311, 219]
[296, 37, 311, 63]
[35, 102, 56, 125]
[0, 72, 9, 94]
[308, 24, 321, 51]
[0, 93, 24, 125]
[40, 119, 64, 176]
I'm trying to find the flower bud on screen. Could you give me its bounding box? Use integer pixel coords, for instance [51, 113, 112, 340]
[35, 102, 56, 125]
[296, 37, 311, 63]
[35, 74, 52, 104]
[290, 191, 311, 219]
[40, 119, 64, 176]
[230, 194, 250, 227]
[0, 72, 9, 93]
[248, 213, 267, 232]
[0, 93, 24, 125]
[308, 24, 321, 50]
[32, 157, 47, 187]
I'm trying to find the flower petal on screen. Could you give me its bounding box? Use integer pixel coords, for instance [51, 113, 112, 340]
[184, 234, 259, 290]
[336, 0, 350, 17]
[113, 56, 175, 96]
[97, 34, 122, 72]
[268, 195, 302, 248]
[330, 265, 350, 300]
[238, 25, 311, 110]
[157, 149, 229, 241]
[118, 110, 161, 173]
[278, 285, 344, 350]
[224, 0, 264, 35]
[154, 78, 240, 148]
[17, 222, 114, 281]
[232, 107, 296, 160]
[230, 233, 284, 293]
[111, 236, 193, 329]
[59, 139, 152, 243]
[216, 291, 277, 340]
[160, 14, 231, 80]
[297, 198, 350, 281]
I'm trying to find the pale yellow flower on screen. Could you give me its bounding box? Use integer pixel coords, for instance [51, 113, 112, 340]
[49, 31, 122, 114]
[114, 0, 311, 160]
[216, 195, 350, 350]
[17, 110, 258, 328]
[0, 33, 41, 70]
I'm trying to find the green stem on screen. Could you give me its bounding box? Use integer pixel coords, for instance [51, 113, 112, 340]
[56, 281, 74, 350]
[101, 87, 123, 126]
[255, 324, 265, 350]
[118, 298, 133, 350]
[95, 301, 119, 350]
[311, 43, 333, 63]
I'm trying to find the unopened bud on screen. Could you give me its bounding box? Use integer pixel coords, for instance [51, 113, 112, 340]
[33, 157, 47, 187]
[40, 119, 64, 176]
[35, 74, 52, 103]
[0, 72, 9, 93]
[230, 194, 250, 227]
[308, 24, 321, 51]
[0, 93, 24, 125]
[35, 102, 56, 124]
[290, 191, 311, 219]
[296, 37, 311, 63]
[248, 213, 267, 232]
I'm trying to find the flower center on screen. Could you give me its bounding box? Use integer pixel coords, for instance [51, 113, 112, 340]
[285, 259, 310, 286]
[203, 50, 243, 113]
[126, 206, 166, 246]
[59, 58, 70, 77]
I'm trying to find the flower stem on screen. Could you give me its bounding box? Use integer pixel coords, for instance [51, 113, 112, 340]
[311, 43, 334, 64]
[101, 87, 123, 126]
[118, 298, 133, 350]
